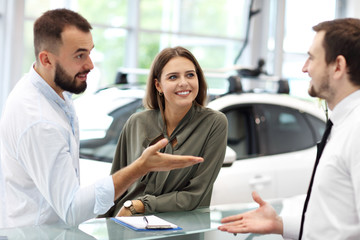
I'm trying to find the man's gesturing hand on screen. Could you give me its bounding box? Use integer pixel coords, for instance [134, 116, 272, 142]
[112, 138, 203, 200]
[138, 138, 204, 173]
[218, 191, 283, 235]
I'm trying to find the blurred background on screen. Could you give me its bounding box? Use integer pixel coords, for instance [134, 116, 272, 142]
[1, 0, 360, 115]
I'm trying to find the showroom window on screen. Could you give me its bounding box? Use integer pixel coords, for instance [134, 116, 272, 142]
[0, 0, 4, 111]
[21, 0, 340, 98]
[0, 0, 4, 80]
[280, 0, 337, 97]
[23, 0, 250, 91]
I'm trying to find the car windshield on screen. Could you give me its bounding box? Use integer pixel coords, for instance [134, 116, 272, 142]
[75, 87, 145, 162]
[78, 98, 137, 140]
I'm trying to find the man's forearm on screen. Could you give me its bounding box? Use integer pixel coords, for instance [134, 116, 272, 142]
[112, 159, 147, 201]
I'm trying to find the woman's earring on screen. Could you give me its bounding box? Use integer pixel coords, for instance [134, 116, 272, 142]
[158, 91, 163, 96]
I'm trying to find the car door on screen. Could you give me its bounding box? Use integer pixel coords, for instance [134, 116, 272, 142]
[211, 104, 278, 204]
[211, 103, 325, 205]
[254, 104, 324, 199]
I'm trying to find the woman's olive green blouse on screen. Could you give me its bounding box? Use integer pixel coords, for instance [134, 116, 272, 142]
[103, 103, 227, 216]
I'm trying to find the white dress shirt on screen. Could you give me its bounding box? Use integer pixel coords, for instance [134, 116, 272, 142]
[283, 90, 360, 239]
[0, 66, 114, 228]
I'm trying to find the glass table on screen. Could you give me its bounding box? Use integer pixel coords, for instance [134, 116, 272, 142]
[0, 200, 285, 240]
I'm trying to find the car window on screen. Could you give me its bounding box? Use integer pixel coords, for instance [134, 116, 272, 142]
[79, 99, 144, 162]
[303, 113, 326, 142]
[223, 106, 258, 159]
[257, 104, 315, 155]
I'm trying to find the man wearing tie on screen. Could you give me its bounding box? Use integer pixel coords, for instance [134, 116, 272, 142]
[218, 18, 360, 239]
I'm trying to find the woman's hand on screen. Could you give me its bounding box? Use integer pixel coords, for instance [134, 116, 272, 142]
[116, 200, 145, 217]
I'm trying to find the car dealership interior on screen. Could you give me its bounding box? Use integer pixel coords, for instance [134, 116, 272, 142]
[1, 0, 360, 239]
[2, 0, 360, 114]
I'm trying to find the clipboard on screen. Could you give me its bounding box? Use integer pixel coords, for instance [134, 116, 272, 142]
[111, 215, 182, 231]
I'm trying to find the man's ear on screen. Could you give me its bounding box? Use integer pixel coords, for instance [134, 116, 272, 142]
[333, 55, 347, 80]
[38, 51, 54, 69]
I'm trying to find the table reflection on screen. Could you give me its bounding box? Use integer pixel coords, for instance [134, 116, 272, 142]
[0, 224, 96, 240]
[0, 200, 285, 240]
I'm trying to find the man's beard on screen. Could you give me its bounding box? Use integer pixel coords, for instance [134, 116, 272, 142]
[308, 73, 330, 99]
[54, 63, 88, 94]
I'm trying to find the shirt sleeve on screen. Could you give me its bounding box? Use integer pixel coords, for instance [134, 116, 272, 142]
[281, 215, 300, 240]
[99, 119, 132, 217]
[280, 194, 304, 240]
[94, 176, 115, 214]
[140, 112, 228, 213]
[18, 122, 114, 226]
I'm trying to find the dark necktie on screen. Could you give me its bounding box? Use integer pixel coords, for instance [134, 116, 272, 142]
[299, 120, 333, 240]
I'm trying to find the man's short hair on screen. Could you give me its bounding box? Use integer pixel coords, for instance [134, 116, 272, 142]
[33, 8, 92, 61]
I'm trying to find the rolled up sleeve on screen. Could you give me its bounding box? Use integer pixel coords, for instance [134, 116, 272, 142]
[94, 176, 115, 215]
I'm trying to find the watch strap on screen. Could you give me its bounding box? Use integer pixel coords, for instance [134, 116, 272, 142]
[124, 200, 138, 215]
[128, 205, 137, 215]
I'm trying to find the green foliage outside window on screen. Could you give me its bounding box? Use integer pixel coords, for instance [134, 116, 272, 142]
[23, 0, 248, 90]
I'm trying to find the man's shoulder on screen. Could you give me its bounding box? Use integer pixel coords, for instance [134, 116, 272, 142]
[1, 79, 64, 133]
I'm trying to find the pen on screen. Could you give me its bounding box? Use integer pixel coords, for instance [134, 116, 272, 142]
[143, 216, 149, 228]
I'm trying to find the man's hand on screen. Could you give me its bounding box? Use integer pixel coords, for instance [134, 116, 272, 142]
[112, 138, 203, 201]
[218, 191, 283, 235]
[136, 138, 204, 174]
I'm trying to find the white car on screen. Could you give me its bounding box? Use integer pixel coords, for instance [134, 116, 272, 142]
[208, 93, 325, 205]
[75, 86, 326, 205]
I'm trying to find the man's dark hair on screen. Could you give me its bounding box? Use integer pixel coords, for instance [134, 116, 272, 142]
[313, 18, 360, 86]
[33, 8, 92, 61]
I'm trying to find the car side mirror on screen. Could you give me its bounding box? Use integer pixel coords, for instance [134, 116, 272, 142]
[222, 146, 236, 167]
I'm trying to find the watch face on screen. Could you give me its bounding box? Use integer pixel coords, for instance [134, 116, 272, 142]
[124, 200, 132, 208]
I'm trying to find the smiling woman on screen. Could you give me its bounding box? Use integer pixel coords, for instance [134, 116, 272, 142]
[154, 56, 200, 129]
[100, 46, 228, 217]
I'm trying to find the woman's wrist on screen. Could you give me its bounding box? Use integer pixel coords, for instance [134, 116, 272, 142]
[133, 199, 145, 214]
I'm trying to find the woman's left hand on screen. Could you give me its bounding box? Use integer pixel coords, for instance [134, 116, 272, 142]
[116, 200, 145, 217]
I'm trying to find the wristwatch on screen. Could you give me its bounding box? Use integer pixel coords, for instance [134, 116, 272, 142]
[123, 200, 137, 215]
